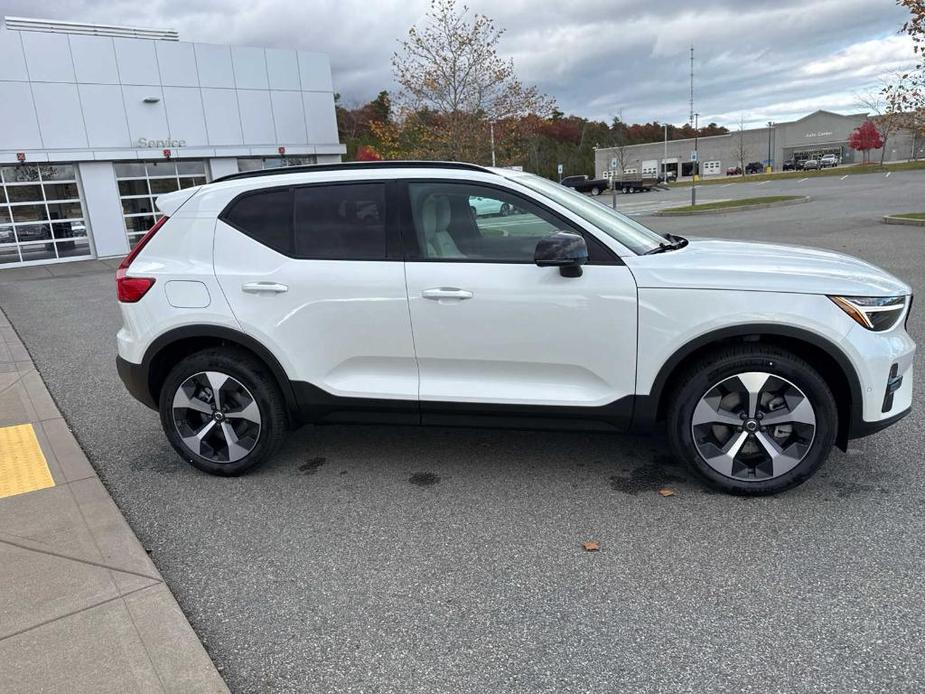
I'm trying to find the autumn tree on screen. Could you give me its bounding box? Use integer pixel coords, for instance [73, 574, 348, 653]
[857, 84, 909, 165]
[392, 0, 554, 162]
[849, 120, 885, 163]
[884, 1, 925, 134]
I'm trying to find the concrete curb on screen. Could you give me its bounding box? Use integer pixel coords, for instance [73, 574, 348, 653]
[0, 304, 229, 694]
[657, 195, 811, 216]
[882, 214, 925, 227]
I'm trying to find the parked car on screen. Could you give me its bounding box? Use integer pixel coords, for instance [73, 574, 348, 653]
[782, 160, 796, 171]
[116, 160, 914, 496]
[726, 166, 742, 176]
[470, 195, 512, 217]
[803, 158, 820, 170]
[819, 154, 839, 168]
[560, 174, 609, 196]
[745, 162, 764, 174]
[658, 171, 678, 183]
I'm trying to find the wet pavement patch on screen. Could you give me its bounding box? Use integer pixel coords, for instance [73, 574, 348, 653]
[409, 472, 440, 487]
[298, 457, 326, 475]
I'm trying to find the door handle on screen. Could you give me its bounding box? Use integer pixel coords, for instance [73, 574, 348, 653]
[422, 287, 473, 301]
[242, 281, 289, 294]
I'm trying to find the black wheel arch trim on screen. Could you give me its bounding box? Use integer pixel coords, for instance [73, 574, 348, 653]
[632, 323, 866, 449]
[124, 325, 299, 418]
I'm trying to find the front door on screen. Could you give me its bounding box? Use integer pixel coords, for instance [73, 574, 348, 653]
[401, 180, 638, 426]
[213, 181, 418, 406]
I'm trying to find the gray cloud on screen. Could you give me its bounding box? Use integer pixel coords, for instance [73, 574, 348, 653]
[0, 0, 916, 126]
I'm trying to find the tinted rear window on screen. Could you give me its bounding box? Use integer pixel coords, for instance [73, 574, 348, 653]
[221, 188, 292, 255]
[293, 183, 386, 260]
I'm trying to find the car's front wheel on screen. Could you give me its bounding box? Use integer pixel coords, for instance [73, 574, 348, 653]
[590, 187, 601, 196]
[159, 348, 287, 476]
[668, 345, 837, 495]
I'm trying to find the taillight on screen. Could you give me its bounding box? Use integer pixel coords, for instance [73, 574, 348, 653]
[116, 216, 167, 303]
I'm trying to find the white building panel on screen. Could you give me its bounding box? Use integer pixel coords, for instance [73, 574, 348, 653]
[271, 91, 307, 144]
[32, 83, 87, 148]
[232, 46, 268, 89]
[122, 85, 169, 144]
[113, 37, 159, 85]
[266, 48, 301, 90]
[155, 40, 198, 87]
[78, 161, 130, 257]
[21, 30, 75, 82]
[79, 84, 130, 148]
[0, 81, 42, 149]
[237, 90, 275, 144]
[69, 35, 119, 84]
[202, 88, 244, 146]
[297, 51, 334, 92]
[195, 43, 234, 88]
[0, 30, 27, 81]
[163, 87, 209, 145]
[303, 92, 338, 144]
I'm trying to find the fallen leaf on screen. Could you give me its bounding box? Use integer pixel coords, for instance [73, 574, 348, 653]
[658, 487, 676, 497]
[581, 540, 600, 552]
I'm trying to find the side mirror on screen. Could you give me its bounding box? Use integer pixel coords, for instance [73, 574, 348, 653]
[534, 231, 589, 278]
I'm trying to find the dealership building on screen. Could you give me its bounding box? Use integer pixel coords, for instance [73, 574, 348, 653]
[0, 16, 344, 267]
[594, 110, 923, 181]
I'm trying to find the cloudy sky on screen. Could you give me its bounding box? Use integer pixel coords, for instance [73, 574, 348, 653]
[0, 0, 917, 128]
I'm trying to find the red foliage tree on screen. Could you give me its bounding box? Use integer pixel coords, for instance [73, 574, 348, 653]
[848, 120, 884, 163]
[355, 144, 383, 161]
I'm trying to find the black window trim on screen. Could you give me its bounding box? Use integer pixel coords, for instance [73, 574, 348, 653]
[217, 179, 402, 262]
[395, 178, 623, 266]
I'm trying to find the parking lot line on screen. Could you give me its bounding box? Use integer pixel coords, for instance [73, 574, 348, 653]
[885, 171, 892, 178]
[799, 177, 809, 182]
[757, 180, 770, 185]
[0, 423, 54, 499]
[841, 175, 848, 180]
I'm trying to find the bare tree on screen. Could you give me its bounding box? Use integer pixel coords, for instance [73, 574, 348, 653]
[733, 116, 750, 176]
[857, 82, 909, 165]
[392, 0, 555, 161]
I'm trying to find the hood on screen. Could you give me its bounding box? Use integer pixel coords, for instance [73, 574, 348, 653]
[627, 238, 911, 296]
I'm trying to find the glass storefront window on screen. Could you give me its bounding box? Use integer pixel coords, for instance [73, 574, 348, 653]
[236, 156, 317, 172]
[0, 163, 91, 265]
[115, 159, 207, 247]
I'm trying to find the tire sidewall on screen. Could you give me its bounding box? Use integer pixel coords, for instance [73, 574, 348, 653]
[669, 350, 837, 495]
[159, 350, 284, 476]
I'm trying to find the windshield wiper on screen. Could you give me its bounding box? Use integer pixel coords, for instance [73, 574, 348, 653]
[645, 233, 688, 255]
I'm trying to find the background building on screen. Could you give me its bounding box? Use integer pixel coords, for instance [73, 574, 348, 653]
[595, 110, 923, 181]
[0, 16, 344, 267]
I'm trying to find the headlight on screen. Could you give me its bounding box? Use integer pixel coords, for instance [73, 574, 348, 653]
[829, 295, 907, 331]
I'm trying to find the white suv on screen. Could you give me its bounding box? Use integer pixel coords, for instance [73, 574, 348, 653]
[115, 162, 914, 495]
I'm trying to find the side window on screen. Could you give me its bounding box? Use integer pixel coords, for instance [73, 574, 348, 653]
[221, 188, 292, 256]
[408, 182, 590, 263]
[294, 183, 386, 260]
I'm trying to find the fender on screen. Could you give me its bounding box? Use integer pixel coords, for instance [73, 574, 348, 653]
[632, 323, 863, 449]
[133, 324, 298, 416]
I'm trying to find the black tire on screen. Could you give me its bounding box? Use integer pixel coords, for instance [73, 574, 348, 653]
[500, 202, 511, 216]
[590, 187, 601, 196]
[159, 348, 287, 476]
[667, 344, 837, 495]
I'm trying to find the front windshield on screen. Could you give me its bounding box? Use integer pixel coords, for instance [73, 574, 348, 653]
[512, 172, 667, 254]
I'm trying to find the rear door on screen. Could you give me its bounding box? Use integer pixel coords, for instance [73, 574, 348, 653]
[400, 179, 638, 425]
[213, 180, 418, 408]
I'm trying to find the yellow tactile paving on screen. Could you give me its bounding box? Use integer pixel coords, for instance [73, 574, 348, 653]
[0, 423, 55, 499]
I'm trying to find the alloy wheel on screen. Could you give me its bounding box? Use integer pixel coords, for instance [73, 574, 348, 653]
[691, 371, 816, 481]
[172, 371, 261, 463]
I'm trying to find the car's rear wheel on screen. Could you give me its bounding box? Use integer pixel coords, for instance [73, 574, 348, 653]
[590, 187, 601, 196]
[667, 345, 837, 495]
[159, 348, 287, 476]
[500, 202, 512, 216]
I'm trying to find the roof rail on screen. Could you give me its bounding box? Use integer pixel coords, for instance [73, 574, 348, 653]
[210, 160, 496, 184]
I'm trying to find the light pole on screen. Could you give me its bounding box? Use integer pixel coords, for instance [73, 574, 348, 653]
[490, 120, 496, 167]
[767, 121, 773, 172]
[692, 113, 699, 207]
[663, 123, 668, 180]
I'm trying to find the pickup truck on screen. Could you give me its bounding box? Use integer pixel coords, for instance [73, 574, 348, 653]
[560, 175, 610, 196]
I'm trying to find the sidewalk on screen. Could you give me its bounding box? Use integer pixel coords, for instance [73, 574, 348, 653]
[0, 305, 229, 693]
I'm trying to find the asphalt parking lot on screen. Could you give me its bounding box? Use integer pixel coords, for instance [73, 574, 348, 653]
[2, 169, 925, 693]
